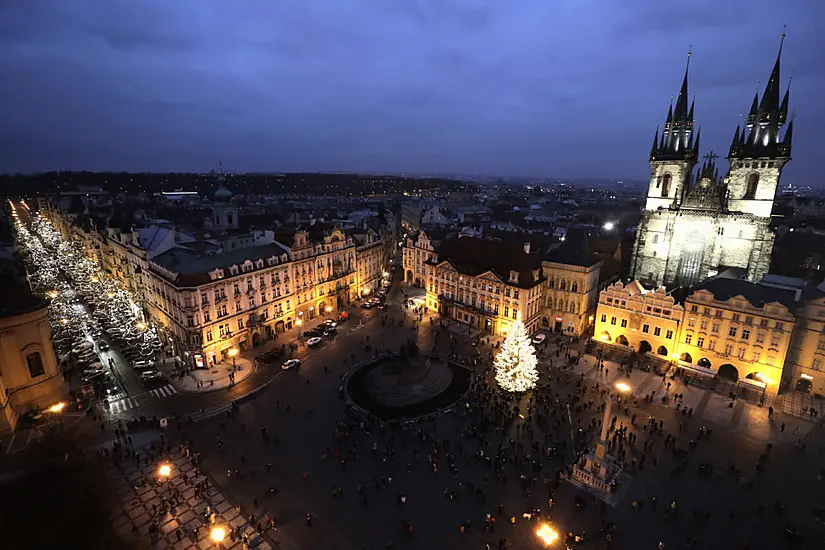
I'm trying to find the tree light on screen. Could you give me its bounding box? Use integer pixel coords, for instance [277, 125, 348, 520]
[495, 319, 539, 392]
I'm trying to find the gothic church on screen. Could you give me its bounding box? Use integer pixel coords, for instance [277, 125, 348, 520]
[630, 37, 793, 289]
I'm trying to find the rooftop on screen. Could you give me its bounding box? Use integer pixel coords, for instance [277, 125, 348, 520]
[430, 236, 544, 288]
[690, 276, 800, 310]
[152, 242, 290, 287]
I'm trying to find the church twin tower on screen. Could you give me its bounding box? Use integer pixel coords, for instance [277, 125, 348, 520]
[630, 35, 793, 289]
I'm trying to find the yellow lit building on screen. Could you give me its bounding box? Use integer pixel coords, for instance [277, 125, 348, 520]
[0, 276, 68, 431]
[425, 237, 545, 336]
[594, 281, 683, 357]
[780, 282, 825, 396]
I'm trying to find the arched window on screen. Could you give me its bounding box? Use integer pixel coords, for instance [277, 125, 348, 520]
[661, 173, 672, 197]
[744, 173, 759, 199]
[571, 282, 578, 293]
[26, 352, 45, 378]
[559, 280, 566, 291]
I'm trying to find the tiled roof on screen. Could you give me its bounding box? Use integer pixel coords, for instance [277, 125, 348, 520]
[691, 277, 799, 310]
[153, 242, 290, 287]
[430, 237, 544, 288]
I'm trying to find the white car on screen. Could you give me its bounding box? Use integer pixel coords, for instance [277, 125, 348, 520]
[532, 334, 546, 345]
[140, 370, 165, 383]
[281, 359, 301, 370]
[307, 337, 323, 347]
[133, 360, 154, 370]
[324, 320, 338, 328]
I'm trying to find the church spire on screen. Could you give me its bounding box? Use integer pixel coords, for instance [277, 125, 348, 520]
[650, 124, 660, 160]
[673, 50, 691, 121]
[758, 31, 784, 115]
[728, 125, 741, 155]
[651, 50, 698, 163]
[779, 78, 791, 124]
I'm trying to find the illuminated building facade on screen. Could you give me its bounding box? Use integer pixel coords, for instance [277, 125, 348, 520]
[425, 237, 545, 336]
[630, 39, 793, 288]
[0, 278, 67, 431]
[784, 282, 825, 396]
[403, 230, 438, 287]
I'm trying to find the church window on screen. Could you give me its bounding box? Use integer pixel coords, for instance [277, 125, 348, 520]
[26, 352, 45, 378]
[661, 173, 672, 197]
[744, 173, 759, 199]
[227, 213, 234, 225]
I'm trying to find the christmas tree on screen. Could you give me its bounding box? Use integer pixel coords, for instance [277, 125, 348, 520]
[494, 319, 539, 392]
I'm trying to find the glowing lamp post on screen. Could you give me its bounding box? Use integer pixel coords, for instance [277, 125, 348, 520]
[48, 402, 66, 414]
[325, 306, 333, 313]
[615, 382, 631, 394]
[536, 524, 559, 545]
[157, 463, 172, 494]
[228, 347, 239, 368]
[210, 526, 226, 548]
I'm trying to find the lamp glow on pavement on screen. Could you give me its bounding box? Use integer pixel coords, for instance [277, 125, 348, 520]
[536, 524, 559, 545]
[228, 348, 239, 358]
[158, 464, 171, 478]
[210, 526, 226, 543]
[48, 402, 66, 413]
[615, 382, 632, 393]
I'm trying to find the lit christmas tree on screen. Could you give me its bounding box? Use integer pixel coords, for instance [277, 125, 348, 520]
[494, 319, 539, 392]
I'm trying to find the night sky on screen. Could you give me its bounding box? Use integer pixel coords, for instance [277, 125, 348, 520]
[1, 1, 823, 182]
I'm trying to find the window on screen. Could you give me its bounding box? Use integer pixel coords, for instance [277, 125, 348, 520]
[724, 344, 733, 355]
[642, 324, 650, 333]
[819, 338, 825, 351]
[219, 325, 227, 337]
[654, 327, 661, 337]
[711, 323, 720, 333]
[601, 314, 607, 323]
[744, 173, 759, 199]
[756, 332, 765, 343]
[760, 319, 769, 327]
[26, 352, 45, 378]
[621, 319, 628, 328]
[206, 330, 213, 342]
[741, 329, 750, 340]
[715, 310, 723, 318]
[610, 317, 617, 325]
[571, 282, 578, 293]
[708, 340, 716, 351]
[688, 318, 695, 328]
[770, 335, 781, 347]
[204, 312, 211, 322]
[703, 307, 711, 315]
[732, 314, 741, 322]
[697, 337, 705, 348]
[700, 320, 708, 331]
[690, 305, 698, 313]
[201, 293, 208, 305]
[728, 327, 737, 337]
[505, 288, 511, 298]
[512, 309, 518, 320]
[665, 330, 673, 339]
[504, 307, 509, 318]
[814, 359, 823, 371]
[737, 347, 747, 359]
[685, 334, 692, 344]
[775, 322, 784, 331]
[751, 351, 760, 362]
[513, 290, 519, 299]
[186, 316, 194, 327]
[661, 172, 672, 197]
[745, 315, 753, 325]
[238, 319, 244, 330]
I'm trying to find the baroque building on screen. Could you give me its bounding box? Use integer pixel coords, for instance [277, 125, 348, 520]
[630, 38, 793, 288]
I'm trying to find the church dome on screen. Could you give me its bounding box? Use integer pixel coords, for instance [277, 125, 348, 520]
[215, 183, 233, 201]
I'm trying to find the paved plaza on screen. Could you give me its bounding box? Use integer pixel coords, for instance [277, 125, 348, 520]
[135, 294, 825, 550]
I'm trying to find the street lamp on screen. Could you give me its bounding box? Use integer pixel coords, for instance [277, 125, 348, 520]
[157, 463, 172, 493]
[210, 526, 226, 548]
[325, 306, 333, 313]
[536, 523, 559, 545]
[228, 348, 238, 368]
[615, 382, 631, 394]
[48, 402, 66, 414]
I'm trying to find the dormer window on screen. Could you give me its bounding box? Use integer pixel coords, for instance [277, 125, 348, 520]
[509, 270, 518, 283]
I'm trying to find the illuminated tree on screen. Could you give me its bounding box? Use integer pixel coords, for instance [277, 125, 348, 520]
[494, 319, 538, 392]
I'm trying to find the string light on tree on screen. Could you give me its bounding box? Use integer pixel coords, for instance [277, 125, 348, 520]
[494, 318, 539, 392]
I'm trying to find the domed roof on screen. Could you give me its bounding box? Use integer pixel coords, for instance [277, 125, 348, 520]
[215, 183, 233, 201]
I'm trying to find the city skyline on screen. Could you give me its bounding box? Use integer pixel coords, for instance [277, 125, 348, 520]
[1, 1, 823, 182]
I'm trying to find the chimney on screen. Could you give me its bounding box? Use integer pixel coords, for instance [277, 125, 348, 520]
[523, 242, 531, 254]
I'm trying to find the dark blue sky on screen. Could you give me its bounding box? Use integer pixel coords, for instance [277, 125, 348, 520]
[0, 1, 822, 183]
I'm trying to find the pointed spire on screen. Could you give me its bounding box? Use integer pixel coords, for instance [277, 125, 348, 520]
[693, 126, 701, 154]
[673, 49, 691, 120]
[783, 112, 795, 145]
[759, 29, 785, 115]
[748, 84, 760, 120]
[729, 125, 741, 151]
[779, 78, 791, 123]
[688, 97, 695, 122]
[666, 98, 674, 124]
[651, 124, 660, 158]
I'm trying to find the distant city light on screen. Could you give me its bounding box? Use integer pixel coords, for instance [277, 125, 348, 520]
[603, 222, 615, 231]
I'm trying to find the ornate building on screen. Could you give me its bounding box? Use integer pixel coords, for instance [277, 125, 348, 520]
[630, 38, 793, 288]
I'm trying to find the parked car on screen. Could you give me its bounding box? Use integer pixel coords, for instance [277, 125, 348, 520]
[281, 359, 301, 370]
[324, 320, 338, 328]
[140, 370, 166, 383]
[307, 337, 323, 347]
[323, 328, 337, 337]
[98, 340, 110, 350]
[532, 334, 546, 345]
[360, 302, 374, 309]
[133, 359, 154, 370]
